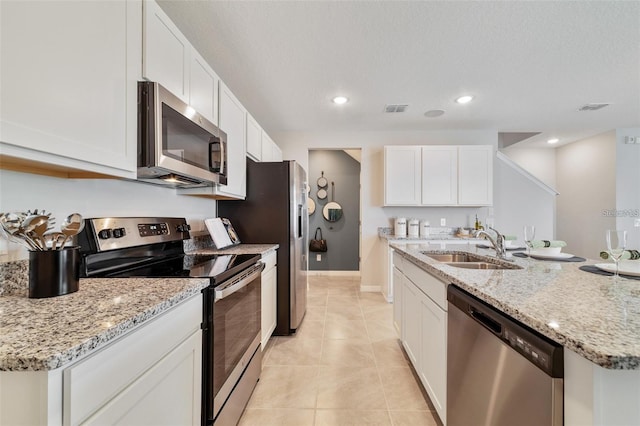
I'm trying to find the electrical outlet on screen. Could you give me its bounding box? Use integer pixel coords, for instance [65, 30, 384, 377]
[635, 218, 640, 227]
[440, 218, 446, 226]
[625, 136, 640, 144]
[316, 254, 322, 261]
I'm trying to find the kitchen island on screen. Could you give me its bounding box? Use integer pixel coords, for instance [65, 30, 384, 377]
[391, 241, 640, 426]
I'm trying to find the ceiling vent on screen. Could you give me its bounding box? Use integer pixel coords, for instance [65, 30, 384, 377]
[384, 104, 409, 113]
[578, 103, 610, 111]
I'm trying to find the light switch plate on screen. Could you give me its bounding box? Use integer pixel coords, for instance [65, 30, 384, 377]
[440, 218, 446, 226]
[635, 218, 640, 227]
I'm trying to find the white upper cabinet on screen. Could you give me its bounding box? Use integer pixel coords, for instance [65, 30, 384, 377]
[143, 0, 189, 102]
[384, 145, 493, 206]
[384, 146, 422, 205]
[261, 131, 282, 162]
[421, 146, 458, 205]
[0, 0, 140, 178]
[246, 113, 262, 161]
[458, 145, 493, 206]
[143, 0, 219, 125]
[189, 50, 219, 126]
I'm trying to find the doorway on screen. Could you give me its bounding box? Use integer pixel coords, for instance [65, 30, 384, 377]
[307, 149, 361, 274]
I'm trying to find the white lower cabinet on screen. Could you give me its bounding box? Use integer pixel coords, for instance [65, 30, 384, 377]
[395, 256, 447, 424]
[392, 265, 403, 335]
[261, 251, 278, 349]
[0, 295, 203, 425]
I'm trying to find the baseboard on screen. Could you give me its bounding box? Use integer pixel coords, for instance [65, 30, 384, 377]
[308, 270, 361, 277]
[360, 285, 381, 293]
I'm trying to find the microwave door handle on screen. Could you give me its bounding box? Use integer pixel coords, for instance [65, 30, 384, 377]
[209, 138, 224, 173]
[214, 262, 265, 301]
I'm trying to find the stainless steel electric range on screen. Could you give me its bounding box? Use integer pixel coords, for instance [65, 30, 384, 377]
[78, 217, 264, 426]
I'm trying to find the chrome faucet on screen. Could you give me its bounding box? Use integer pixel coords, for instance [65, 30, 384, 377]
[474, 227, 509, 260]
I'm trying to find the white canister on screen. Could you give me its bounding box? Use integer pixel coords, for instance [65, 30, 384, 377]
[408, 218, 420, 238]
[394, 217, 407, 237]
[420, 220, 430, 238]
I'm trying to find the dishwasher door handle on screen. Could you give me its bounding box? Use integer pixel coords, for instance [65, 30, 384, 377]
[470, 307, 502, 335]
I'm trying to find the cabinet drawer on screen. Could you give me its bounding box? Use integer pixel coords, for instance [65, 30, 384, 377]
[262, 250, 277, 271]
[403, 261, 447, 310]
[64, 295, 202, 425]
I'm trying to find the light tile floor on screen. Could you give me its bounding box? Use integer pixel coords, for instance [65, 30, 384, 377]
[239, 275, 442, 426]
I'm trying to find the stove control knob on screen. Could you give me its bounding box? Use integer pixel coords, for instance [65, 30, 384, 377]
[176, 224, 191, 233]
[113, 228, 126, 238]
[98, 229, 112, 239]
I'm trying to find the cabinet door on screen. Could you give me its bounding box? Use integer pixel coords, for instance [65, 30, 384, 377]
[392, 266, 403, 336]
[421, 146, 458, 205]
[458, 145, 493, 206]
[419, 295, 447, 423]
[401, 278, 421, 368]
[272, 143, 283, 162]
[0, 0, 138, 177]
[263, 130, 281, 162]
[217, 82, 247, 198]
[143, 0, 189, 102]
[189, 50, 219, 126]
[384, 146, 422, 206]
[246, 114, 262, 161]
[83, 331, 202, 426]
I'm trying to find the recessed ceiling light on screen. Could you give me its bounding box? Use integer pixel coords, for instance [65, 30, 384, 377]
[424, 109, 445, 118]
[547, 138, 559, 144]
[332, 96, 349, 105]
[455, 95, 474, 104]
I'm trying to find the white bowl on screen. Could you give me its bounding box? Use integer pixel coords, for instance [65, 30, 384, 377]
[504, 240, 514, 248]
[535, 247, 562, 255]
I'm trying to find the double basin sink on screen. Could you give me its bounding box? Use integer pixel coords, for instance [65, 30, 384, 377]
[423, 252, 522, 270]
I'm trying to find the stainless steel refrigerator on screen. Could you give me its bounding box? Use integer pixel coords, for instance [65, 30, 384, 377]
[218, 159, 308, 335]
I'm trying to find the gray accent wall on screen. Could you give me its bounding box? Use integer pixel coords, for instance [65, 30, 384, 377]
[308, 150, 360, 271]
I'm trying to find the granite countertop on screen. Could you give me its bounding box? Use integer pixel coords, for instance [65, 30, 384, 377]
[391, 242, 640, 370]
[0, 277, 209, 371]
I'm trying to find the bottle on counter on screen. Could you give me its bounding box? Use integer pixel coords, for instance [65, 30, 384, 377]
[420, 220, 430, 238]
[394, 217, 407, 237]
[408, 218, 420, 238]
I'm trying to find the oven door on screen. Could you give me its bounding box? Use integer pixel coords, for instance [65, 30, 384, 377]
[205, 262, 264, 424]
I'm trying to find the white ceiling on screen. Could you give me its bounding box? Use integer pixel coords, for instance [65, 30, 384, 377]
[158, 1, 640, 148]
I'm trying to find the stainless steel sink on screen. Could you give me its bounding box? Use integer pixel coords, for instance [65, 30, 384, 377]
[446, 262, 522, 270]
[422, 252, 488, 263]
[422, 251, 523, 270]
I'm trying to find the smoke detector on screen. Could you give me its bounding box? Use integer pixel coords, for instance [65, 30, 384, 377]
[578, 103, 610, 111]
[384, 104, 409, 113]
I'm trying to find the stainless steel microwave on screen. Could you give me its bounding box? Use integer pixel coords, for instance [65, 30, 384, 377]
[137, 81, 227, 188]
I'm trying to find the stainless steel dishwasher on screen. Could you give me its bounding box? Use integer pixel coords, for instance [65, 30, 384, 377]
[447, 285, 563, 426]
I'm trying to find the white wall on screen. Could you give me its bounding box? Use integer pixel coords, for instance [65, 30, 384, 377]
[0, 170, 217, 259]
[275, 129, 554, 290]
[616, 128, 640, 250]
[502, 146, 557, 190]
[556, 131, 616, 259]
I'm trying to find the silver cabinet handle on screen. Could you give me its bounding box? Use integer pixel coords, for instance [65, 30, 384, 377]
[215, 262, 264, 301]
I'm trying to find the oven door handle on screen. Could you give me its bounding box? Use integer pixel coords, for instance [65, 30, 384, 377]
[215, 262, 265, 301]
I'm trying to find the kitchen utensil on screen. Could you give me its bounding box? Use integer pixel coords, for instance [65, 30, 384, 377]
[58, 213, 85, 249]
[317, 171, 328, 188]
[28, 246, 80, 298]
[317, 188, 327, 199]
[44, 232, 66, 250]
[22, 215, 49, 250]
[0, 220, 36, 251]
[0, 213, 41, 251]
[322, 182, 343, 222]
